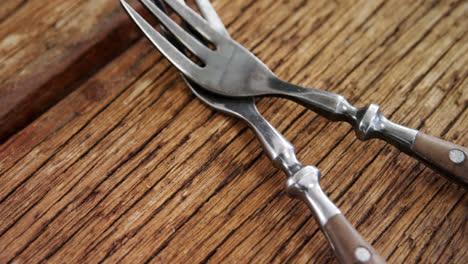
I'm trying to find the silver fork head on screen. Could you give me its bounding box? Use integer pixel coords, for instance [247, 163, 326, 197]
[141, 0, 257, 118]
[151, 0, 301, 176]
[120, 0, 276, 97]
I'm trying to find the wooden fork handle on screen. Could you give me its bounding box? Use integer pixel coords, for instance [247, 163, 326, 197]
[286, 166, 387, 264]
[324, 214, 386, 264]
[412, 132, 468, 185]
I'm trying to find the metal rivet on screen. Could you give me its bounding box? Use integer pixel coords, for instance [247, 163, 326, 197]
[449, 149, 466, 164]
[355, 247, 371, 262]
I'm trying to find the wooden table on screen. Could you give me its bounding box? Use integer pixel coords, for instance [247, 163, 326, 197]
[0, 0, 466, 263]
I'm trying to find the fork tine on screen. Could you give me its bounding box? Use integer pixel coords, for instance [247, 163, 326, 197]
[194, 0, 229, 37]
[140, 0, 212, 60]
[120, 0, 203, 80]
[164, 0, 223, 43]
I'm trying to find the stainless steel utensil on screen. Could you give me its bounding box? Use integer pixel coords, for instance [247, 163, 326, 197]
[123, 0, 387, 263]
[122, 0, 468, 186]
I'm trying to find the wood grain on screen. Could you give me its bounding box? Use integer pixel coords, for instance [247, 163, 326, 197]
[0, 0, 466, 263]
[0, 0, 150, 143]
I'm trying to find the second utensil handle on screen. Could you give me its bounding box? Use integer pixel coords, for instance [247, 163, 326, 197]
[324, 214, 386, 264]
[286, 166, 386, 264]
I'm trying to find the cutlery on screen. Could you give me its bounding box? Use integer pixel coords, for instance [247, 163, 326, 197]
[121, 0, 468, 186]
[123, 0, 387, 263]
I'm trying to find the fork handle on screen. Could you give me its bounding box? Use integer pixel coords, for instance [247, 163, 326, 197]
[323, 214, 386, 264]
[412, 132, 468, 184]
[286, 166, 386, 264]
[272, 79, 468, 186]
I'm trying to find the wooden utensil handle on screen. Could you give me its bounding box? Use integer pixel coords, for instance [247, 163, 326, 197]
[412, 132, 468, 185]
[324, 214, 386, 264]
[286, 166, 387, 264]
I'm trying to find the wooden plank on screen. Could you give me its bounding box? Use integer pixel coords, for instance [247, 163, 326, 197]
[0, 0, 148, 143]
[0, 0, 466, 263]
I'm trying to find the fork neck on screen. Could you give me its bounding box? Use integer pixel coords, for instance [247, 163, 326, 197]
[267, 78, 359, 122]
[266, 77, 417, 151]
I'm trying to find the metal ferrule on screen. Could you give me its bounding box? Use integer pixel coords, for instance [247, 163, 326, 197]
[341, 103, 418, 149]
[285, 166, 341, 226]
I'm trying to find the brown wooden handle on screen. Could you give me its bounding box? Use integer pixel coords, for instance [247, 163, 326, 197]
[324, 214, 386, 264]
[412, 132, 468, 185]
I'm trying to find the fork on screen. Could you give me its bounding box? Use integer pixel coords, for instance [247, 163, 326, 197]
[124, 0, 387, 263]
[121, 0, 468, 186]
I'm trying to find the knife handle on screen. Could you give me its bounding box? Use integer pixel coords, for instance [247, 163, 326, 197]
[286, 166, 387, 264]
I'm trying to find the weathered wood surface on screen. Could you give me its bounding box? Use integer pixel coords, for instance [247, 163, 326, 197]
[0, 0, 151, 142]
[0, 0, 466, 263]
